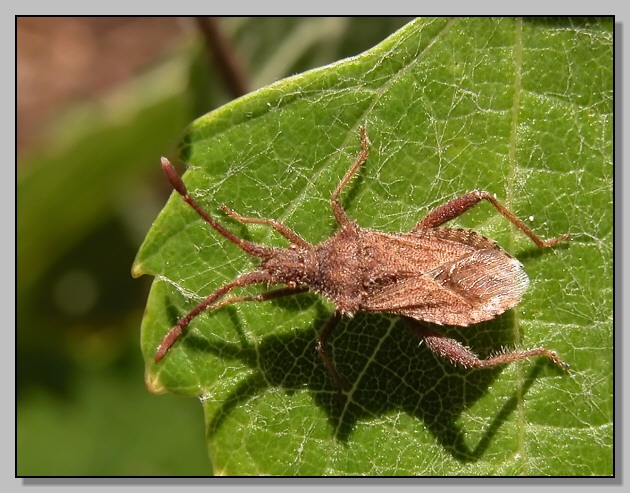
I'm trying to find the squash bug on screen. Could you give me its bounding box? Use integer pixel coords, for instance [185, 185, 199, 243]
[156, 127, 569, 393]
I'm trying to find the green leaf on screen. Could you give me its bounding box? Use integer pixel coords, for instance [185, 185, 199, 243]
[134, 18, 612, 476]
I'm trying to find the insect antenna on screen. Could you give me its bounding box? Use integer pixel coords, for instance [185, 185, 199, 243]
[161, 157, 271, 259]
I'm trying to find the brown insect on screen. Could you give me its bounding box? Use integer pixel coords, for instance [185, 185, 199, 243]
[156, 127, 569, 393]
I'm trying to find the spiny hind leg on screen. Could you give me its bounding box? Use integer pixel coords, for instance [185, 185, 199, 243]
[414, 190, 569, 248]
[404, 319, 568, 370]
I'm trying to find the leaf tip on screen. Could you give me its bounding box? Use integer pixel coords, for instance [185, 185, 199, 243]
[131, 260, 145, 279]
[145, 368, 168, 395]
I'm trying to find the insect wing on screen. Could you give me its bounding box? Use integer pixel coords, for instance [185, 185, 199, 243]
[363, 236, 529, 326]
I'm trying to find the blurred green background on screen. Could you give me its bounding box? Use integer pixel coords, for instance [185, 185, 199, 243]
[16, 16, 413, 475]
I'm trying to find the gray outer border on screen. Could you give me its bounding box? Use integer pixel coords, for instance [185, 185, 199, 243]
[11, 6, 623, 489]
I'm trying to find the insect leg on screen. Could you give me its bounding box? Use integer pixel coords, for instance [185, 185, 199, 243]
[315, 311, 345, 395]
[201, 285, 309, 311]
[405, 320, 569, 370]
[413, 190, 569, 248]
[161, 158, 272, 258]
[155, 271, 272, 362]
[219, 204, 311, 249]
[330, 126, 370, 227]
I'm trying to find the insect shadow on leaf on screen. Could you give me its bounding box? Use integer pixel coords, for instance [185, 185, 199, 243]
[156, 126, 570, 397]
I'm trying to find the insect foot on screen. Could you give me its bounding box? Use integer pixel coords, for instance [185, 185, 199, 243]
[155, 128, 569, 396]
